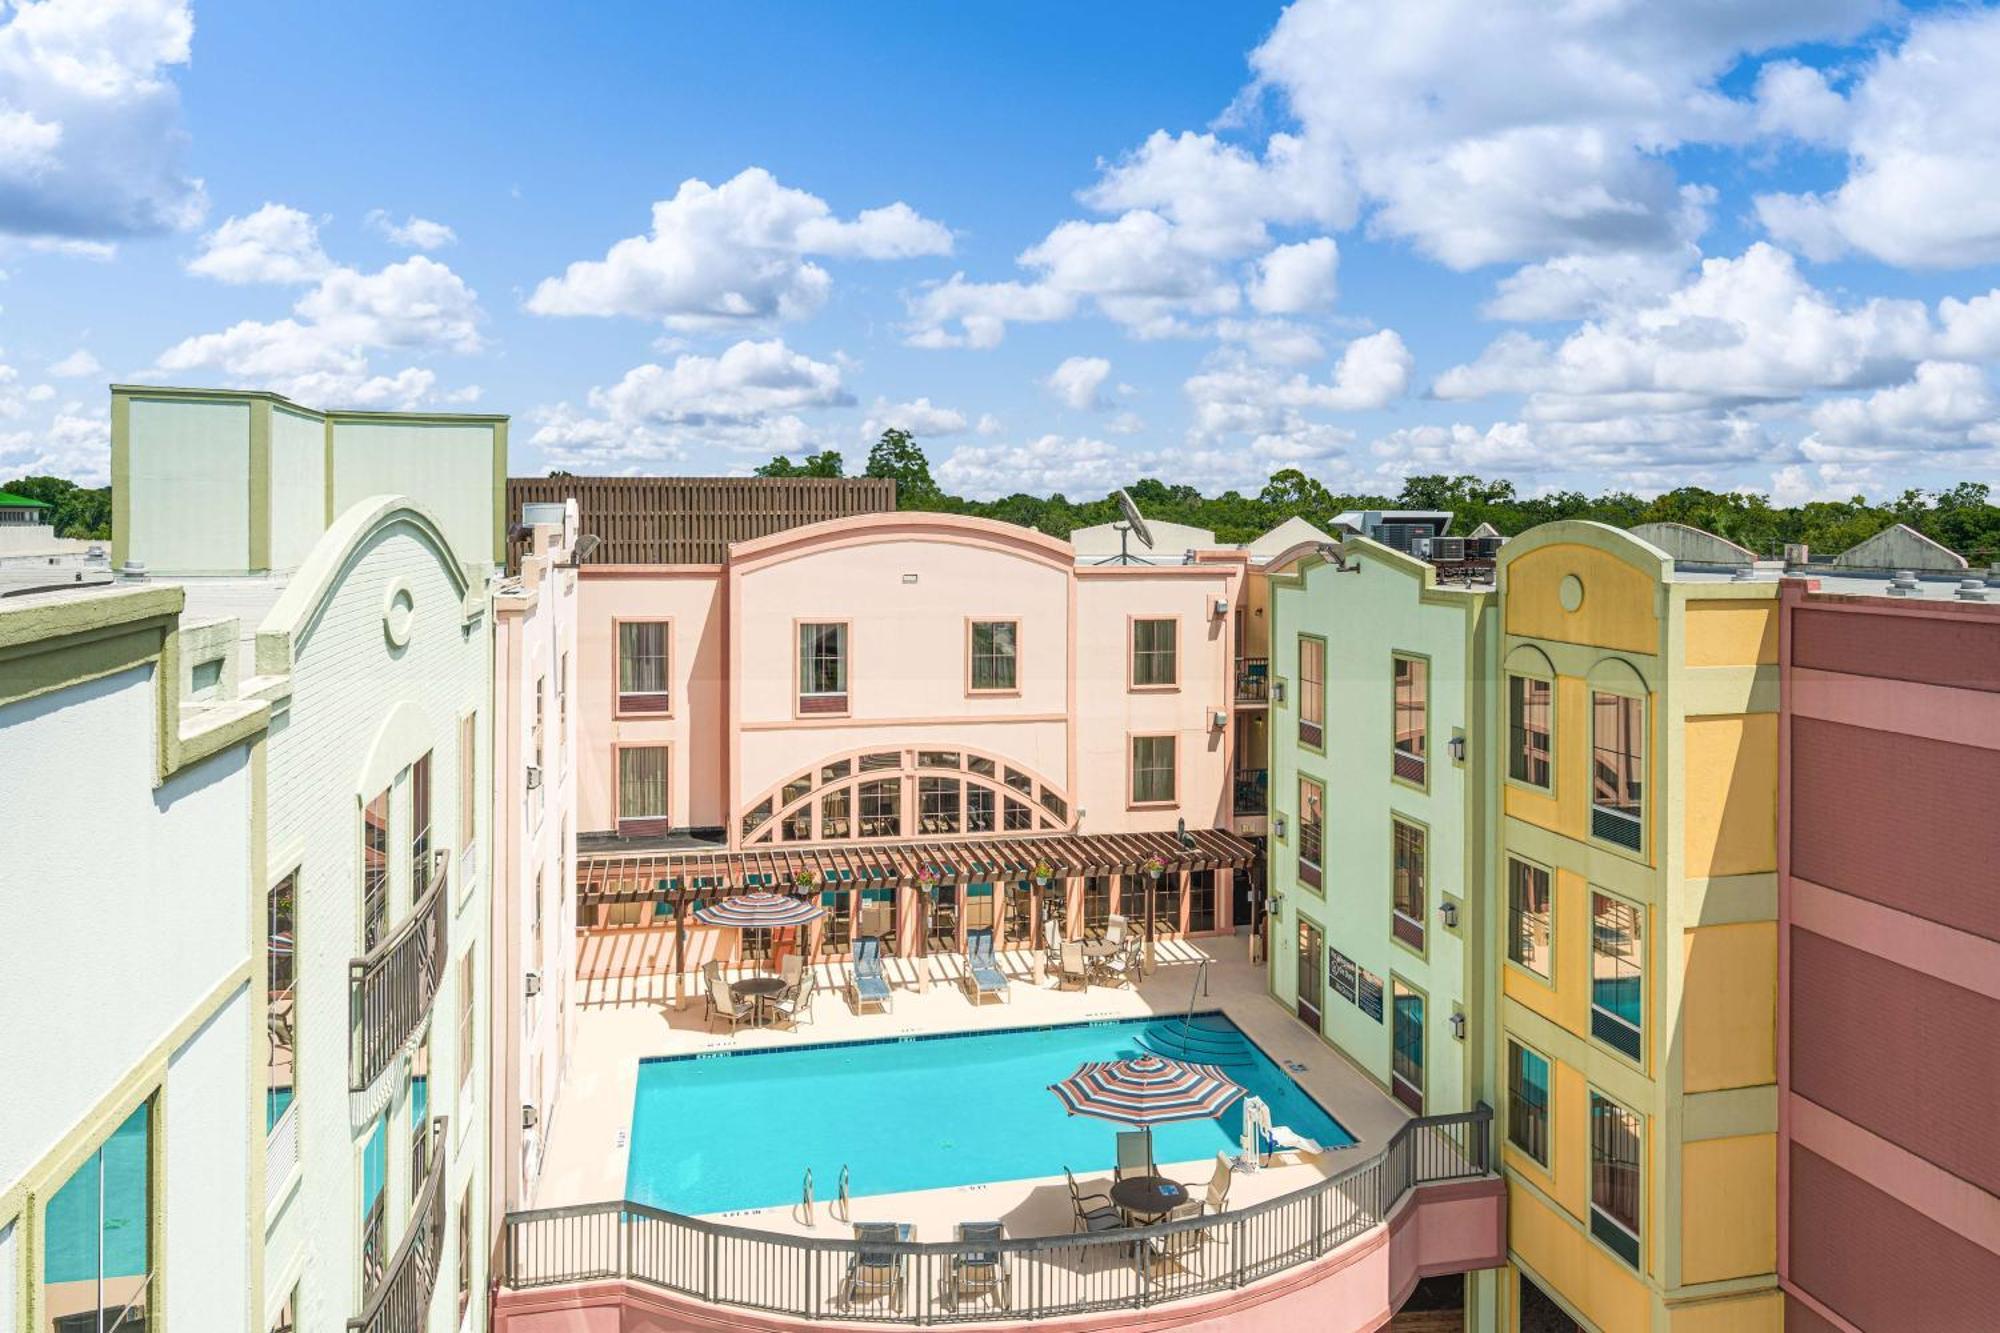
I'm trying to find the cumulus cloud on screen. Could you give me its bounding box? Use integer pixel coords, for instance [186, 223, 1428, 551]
[47, 346, 101, 378]
[861, 396, 967, 439]
[1803, 361, 1998, 461]
[1186, 329, 1413, 443]
[528, 168, 950, 330]
[366, 209, 456, 251]
[1248, 237, 1339, 314]
[1046, 355, 1113, 411]
[0, 0, 206, 242]
[1757, 8, 2000, 267]
[186, 203, 331, 284]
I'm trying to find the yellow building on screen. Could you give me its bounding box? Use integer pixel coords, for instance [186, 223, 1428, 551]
[1491, 523, 1782, 1332]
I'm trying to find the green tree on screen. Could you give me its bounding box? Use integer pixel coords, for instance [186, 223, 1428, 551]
[0, 475, 111, 539]
[755, 449, 845, 478]
[865, 428, 943, 507]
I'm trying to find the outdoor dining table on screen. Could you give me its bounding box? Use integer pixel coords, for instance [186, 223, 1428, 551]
[1081, 940, 1123, 959]
[733, 974, 789, 1026]
[1109, 1175, 1188, 1223]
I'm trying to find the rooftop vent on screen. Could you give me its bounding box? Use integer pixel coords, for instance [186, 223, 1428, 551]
[118, 560, 148, 582]
[1731, 566, 1758, 582]
[1955, 579, 1990, 602]
[1886, 570, 1920, 597]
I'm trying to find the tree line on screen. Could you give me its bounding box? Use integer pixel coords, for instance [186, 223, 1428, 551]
[756, 429, 2000, 563]
[0, 475, 112, 539]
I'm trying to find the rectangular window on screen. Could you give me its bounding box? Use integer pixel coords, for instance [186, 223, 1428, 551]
[1083, 877, 1111, 935]
[616, 746, 668, 834]
[1131, 618, 1178, 688]
[918, 776, 962, 834]
[798, 622, 848, 713]
[1589, 1094, 1642, 1267]
[1187, 869, 1216, 933]
[458, 712, 477, 854]
[410, 751, 433, 896]
[1391, 981, 1424, 1113]
[1297, 775, 1324, 891]
[269, 1285, 298, 1333]
[456, 954, 475, 1112]
[858, 779, 900, 838]
[360, 1111, 387, 1295]
[457, 1186, 473, 1319]
[966, 786, 995, 834]
[1508, 858, 1553, 979]
[617, 622, 669, 714]
[1591, 691, 1644, 849]
[969, 620, 1019, 692]
[1003, 797, 1034, 831]
[44, 1100, 151, 1333]
[267, 872, 298, 1135]
[1130, 735, 1177, 805]
[1591, 892, 1644, 1060]
[1508, 675, 1552, 787]
[819, 787, 851, 839]
[1392, 819, 1426, 950]
[409, 1035, 431, 1194]
[361, 790, 390, 952]
[1298, 635, 1325, 749]
[1392, 655, 1428, 785]
[1508, 1043, 1550, 1165]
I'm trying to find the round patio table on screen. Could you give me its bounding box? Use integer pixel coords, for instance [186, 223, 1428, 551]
[733, 975, 788, 1026]
[1082, 940, 1123, 959]
[1109, 1175, 1188, 1223]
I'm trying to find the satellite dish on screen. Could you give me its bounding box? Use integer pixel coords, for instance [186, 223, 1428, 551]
[1100, 488, 1157, 564]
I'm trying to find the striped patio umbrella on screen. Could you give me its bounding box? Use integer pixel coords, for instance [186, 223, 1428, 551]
[692, 891, 826, 929]
[1049, 1053, 1245, 1126]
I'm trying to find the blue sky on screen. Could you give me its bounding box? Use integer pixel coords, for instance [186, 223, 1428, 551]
[3, 1, 1999, 503]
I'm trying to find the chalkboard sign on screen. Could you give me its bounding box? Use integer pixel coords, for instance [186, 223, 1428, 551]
[1357, 967, 1385, 1023]
[1328, 948, 1357, 1004]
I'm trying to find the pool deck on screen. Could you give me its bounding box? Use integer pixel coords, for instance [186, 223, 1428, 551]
[533, 933, 1413, 1244]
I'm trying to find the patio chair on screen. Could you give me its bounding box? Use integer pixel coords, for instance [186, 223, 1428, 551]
[1105, 913, 1128, 946]
[1200, 1152, 1232, 1215]
[774, 965, 816, 1028]
[945, 1221, 1011, 1311]
[1064, 1169, 1122, 1234]
[962, 928, 1010, 1005]
[839, 1221, 911, 1311]
[1057, 941, 1088, 991]
[849, 936, 894, 1014]
[1138, 1199, 1206, 1278]
[704, 973, 754, 1033]
[780, 953, 804, 988]
[1116, 1130, 1155, 1183]
[1095, 941, 1136, 989]
[859, 901, 897, 956]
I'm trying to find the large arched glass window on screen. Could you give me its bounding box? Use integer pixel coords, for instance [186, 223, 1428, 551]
[741, 747, 1072, 845]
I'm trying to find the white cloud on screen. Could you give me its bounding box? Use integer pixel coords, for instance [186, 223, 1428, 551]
[1186, 329, 1413, 446]
[0, 391, 109, 483]
[0, 0, 206, 241]
[1753, 60, 1848, 147]
[186, 203, 331, 284]
[1046, 355, 1113, 411]
[366, 209, 456, 251]
[1803, 361, 1998, 461]
[861, 396, 967, 438]
[1248, 237, 1338, 314]
[1481, 249, 1697, 322]
[46, 346, 101, 378]
[934, 434, 1130, 500]
[905, 274, 1077, 349]
[1756, 8, 2000, 267]
[1080, 129, 1351, 257]
[527, 168, 950, 330]
[1105, 410, 1145, 436]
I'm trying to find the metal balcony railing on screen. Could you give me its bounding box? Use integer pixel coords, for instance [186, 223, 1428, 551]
[1234, 657, 1269, 703]
[350, 1116, 449, 1333]
[500, 1106, 1493, 1323]
[349, 849, 450, 1092]
[1232, 768, 1268, 817]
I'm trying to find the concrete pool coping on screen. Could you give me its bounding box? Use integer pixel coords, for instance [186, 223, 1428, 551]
[532, 935, 1416, 1242]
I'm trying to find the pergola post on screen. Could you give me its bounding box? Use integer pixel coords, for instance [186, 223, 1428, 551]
[1144, 871, 1158, 976]
[672, 882, 690, 1010]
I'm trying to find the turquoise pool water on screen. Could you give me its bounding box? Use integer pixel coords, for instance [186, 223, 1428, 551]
[626, 1013, 1354, 1215]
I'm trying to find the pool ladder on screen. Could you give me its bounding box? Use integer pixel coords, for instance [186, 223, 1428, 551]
[836, 1164, 852, 1223]
[800, 1167, 814, 1226]
[799, 1164, 853, 1227]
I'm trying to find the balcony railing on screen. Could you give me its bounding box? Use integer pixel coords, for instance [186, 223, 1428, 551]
[501, 1106, 1492, 1324]
[349, 849, 450, 1092]
[350, 1116, 449, 1333]
[1234, 657, 1269, 703]
[1232, 768, 1268, 817]
[1392, 748, 1426, 785]
[1591, 804, 1642, 851]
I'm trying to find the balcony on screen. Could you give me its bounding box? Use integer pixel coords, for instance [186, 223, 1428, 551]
[1234, 656, 1269, 704]
[351, 1116, 449, 1333]
[1233, 767, 1268, 816]
[349, 849, 450, 1092]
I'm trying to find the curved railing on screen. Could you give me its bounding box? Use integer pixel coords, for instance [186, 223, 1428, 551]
[349, 849, 451, 1091]
[501, 1104, 1491, 1325]
[351, 1115, 449, 1333]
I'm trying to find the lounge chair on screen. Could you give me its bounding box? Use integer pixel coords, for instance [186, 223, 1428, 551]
[839, 1221, 911, 1311]
[704, 974, 753, 1033]
[962, 928, 1010, 1004]
[1057, 940, 1088, 991]
[774, 965, 816, 1028]
[1064, 1168, 1122, 1234]
[1116, 1130, 1155, 1183]
[849, 936, 893, 1013]
[945, 1221, 1011, 1311]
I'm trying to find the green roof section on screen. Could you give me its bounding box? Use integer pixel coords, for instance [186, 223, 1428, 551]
[0, 490, 53, 509]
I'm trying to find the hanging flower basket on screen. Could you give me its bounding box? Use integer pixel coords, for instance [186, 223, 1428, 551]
[1141, 854, 1168, 880]
[915, 865, 942, 893]
[1031, 860, 1055, 887]
[793, 869, 820, 892]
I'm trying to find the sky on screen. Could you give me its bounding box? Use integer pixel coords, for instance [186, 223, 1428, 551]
[3, 0, 2000, 504]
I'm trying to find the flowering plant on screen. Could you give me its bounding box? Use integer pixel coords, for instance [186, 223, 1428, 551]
[915, 865, 942, 888]
[1031, 860, 1055, 884]
[1141, 854, 1168, 878]
[794, 869, 820, 890]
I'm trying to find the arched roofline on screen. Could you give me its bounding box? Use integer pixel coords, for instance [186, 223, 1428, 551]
[728, 510, 1074, 573]
[1498, 520, 1673, 580]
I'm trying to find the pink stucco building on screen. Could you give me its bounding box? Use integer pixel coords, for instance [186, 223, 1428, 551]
[571, 511, 1256, 959]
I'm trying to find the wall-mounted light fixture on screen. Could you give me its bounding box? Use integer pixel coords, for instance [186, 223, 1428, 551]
[1273, 813, 1287, 839]
[1440, 900, 1459, 929]
[522, 1104, 540, 1130]
[526, 764, 543, 791]
[1213, 596, 1230, 619]
[525, 971, 542, 997]
[1210, 709, 1228, 731]
[1449, 1012, 1467, 1041]
[1271, 678, 1286, 705]
[1448, 733, 1467, 762]
[902, 573, 919, 584]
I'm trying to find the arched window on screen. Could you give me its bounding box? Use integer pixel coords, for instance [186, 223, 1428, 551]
[740, 747, 1072, 845]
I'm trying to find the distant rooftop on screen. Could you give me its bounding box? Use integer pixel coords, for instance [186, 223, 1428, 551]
[506, 474, 896, 568]
[0, 490, 52, 508]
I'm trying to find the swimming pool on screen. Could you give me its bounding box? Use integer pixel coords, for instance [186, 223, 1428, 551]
[626, 1013, 1355, 1215]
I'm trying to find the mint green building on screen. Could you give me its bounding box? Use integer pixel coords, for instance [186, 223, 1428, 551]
[1264, 536, 1498, 1126]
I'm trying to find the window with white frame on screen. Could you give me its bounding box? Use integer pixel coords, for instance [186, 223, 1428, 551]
[799, 623, 849, 712]
[617, 622, 669, 713]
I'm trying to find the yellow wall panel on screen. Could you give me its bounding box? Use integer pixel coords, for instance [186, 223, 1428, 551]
[1510, 1186, 1652, 1333]
[1505, 870, 1593, 1040]
[1555, 674, 1592, 838]
[1669, 1289, 1783, 1333]
[1552, 1059, 1591, 1222]
[1681, 921, 1778, 1092]
[1683, 713, 1778, 879]
[1506, 543, 1661, 654]
[1678, 1134, 1777, 1284]
[1684, 600, 1778, 667]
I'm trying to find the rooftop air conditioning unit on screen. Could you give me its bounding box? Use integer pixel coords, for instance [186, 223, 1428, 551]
[1431, 537, 1466, 562]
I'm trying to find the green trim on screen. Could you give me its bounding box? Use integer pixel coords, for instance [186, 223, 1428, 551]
[248, 398, 273, 573]
[107, 382, 507, 423]
[110, 389, 131, 569]
[491, 418, 510, 564]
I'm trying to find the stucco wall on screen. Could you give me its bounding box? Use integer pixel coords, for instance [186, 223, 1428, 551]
[165, 983, 254, 1333]
[330, 419, 500, 570]
[259, 507, 490, 1332]
[125, 396, 252, 574]
[0, 665, 253, 1190]
[269, 405, 327, 571]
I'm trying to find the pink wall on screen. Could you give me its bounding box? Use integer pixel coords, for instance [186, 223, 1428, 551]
[489, 1178, 1504, 1333]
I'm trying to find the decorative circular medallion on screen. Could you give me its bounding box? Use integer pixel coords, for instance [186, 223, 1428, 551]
[383, 580, 416, 647]
[1558, 574, 1585, 613]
